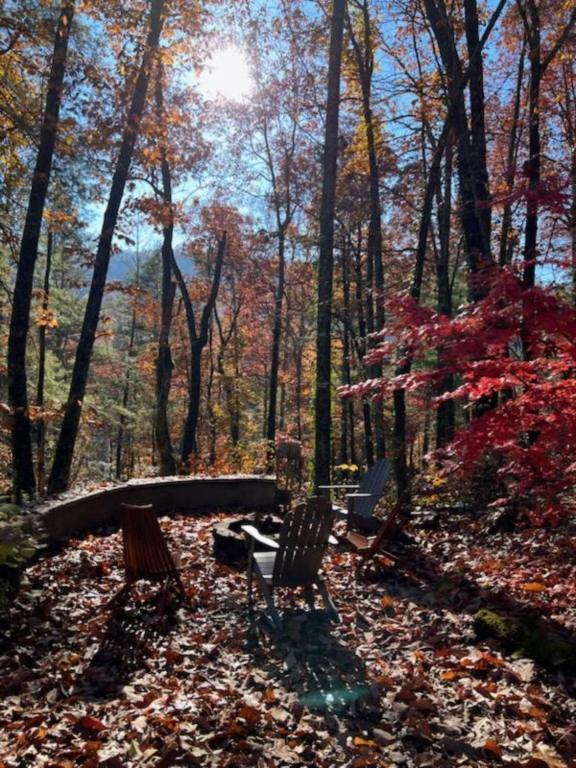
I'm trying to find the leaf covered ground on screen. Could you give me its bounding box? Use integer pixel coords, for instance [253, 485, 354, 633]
[0, 511, 575, 767]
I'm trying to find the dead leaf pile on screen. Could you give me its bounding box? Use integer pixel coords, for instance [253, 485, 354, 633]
[0, 511, 574, 767]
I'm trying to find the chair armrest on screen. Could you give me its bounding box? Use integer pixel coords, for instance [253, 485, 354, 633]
[347, 492, 384, 499]
[241, 525, 279, 549]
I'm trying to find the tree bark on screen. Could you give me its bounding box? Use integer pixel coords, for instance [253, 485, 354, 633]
[48, 0, 164, 494]
[499, 36, 526, 267]
[347, 0, 386, 460]
[435, 135, 455, 447]
[116, 291, 137, 480]
[154, 63, 177, 476]
[516, 0, 576, 350]
[266, 227, 286, 455]
[8, 0, 75, 497]
[353, 226, 374, 467]
[314, 0, 346, 492]
[36, 229, 53, 493]
[178, 235, 226, 467]
[422, 0, 493, 301]
[393, 125, 447, 504]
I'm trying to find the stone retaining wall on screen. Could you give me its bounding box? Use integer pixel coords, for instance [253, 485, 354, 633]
[40, 475, 276, 542]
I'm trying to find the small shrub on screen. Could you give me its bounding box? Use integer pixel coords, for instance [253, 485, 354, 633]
[0, 504, 45, 611]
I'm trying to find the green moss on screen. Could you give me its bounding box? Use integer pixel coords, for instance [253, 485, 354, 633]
[0, 504, 22, 521]
[473, 609, 576, 673]
[473, 609, 519, 641]
[519, 622, 575, 670]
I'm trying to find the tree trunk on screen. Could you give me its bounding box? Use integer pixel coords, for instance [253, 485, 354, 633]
[521, 0, 541, 297]
[464, 0, 491, 264]
[340, 236, 354, 465]
[179, 235, 226, 467]
[572, 147, 576, 309]
[435, 135, 455, 447]
[8, 0, 75, 497]
[116, 296, 137, 480]
[499, 36, 526, 267]
[347, 0, 386, 460]
[154, 64, 177, 476]
[48, 0, 165, 494]
[353, 227, 374, 466]
[36, 229, 53, 493]
[266, 227, 286, 458]
[422, 0, 493, 301]
[314, 0, 346, 492]
[393, 124, 447, 504]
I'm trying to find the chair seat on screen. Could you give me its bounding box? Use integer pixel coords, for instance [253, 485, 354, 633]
[253, 551, 322, 588]
[254, 551, 276, 581]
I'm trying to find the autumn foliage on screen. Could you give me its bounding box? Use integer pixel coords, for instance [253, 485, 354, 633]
[344, 270, 576, 523]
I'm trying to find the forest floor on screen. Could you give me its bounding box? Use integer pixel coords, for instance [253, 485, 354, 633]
[0, 509, 575, 767]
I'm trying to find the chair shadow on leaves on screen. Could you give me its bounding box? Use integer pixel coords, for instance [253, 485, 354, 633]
[246, 609, 371, 715]
[78, 587, 183, 700]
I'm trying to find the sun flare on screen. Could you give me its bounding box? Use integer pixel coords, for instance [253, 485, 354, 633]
[200, 45, 253, 102]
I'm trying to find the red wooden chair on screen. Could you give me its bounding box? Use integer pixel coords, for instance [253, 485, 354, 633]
[345, 500, 400, 572]
[112, 503, 189, 607]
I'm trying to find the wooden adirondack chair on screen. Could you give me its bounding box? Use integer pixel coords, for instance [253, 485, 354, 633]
[113, 503, 189, 606]
[321, 459, 390, 532]
[345, 500, 400, 571]
[242, 497, 339, 630]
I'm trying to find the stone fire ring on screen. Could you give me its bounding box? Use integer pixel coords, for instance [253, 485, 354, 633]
[212, 515, 282, 563]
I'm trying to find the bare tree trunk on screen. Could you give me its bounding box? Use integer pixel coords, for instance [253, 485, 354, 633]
[393, 124, 447, 505]
[422, 0, 493, 301]
[572, 148, 576, 309]
[178, 235, 226, 467]
[8, 0, 75, 497]
[520, 0, 541, 300]
[48, 0, 165, 494]
[435, 136, 455, 447]
[353, 228, 374, 466]
[116, 297, 137, 480]
[517, 0, 576, 353]
[347, 0, 386, 460]
[266, 227, 286, 459]
[314, 0, 346, 492]
[154, 64, 177, 476]
[36, 229, 53, 493]
[499, 36, 526, 267]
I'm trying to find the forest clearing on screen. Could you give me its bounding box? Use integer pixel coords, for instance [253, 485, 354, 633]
[1, 0, 576, 765]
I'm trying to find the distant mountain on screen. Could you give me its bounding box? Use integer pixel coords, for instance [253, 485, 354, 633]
[107, 244, 194, 282]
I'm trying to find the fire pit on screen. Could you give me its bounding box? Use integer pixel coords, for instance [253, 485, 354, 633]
[212, 515, 282, 563]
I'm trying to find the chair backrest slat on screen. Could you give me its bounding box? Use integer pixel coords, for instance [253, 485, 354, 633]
[353, 459, 390, 520]
[274, 497, 334, 586]
[120, 503, 176, 581]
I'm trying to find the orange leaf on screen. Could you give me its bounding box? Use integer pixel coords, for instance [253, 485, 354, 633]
[520, 582, 546, 592]
[484, 739, 502, 757]
[441, 670, 459, 681]
[353, 736, 377, 747]
[381, 595, 395, 608]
